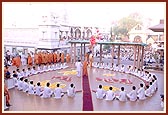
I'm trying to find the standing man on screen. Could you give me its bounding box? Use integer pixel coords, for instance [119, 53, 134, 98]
[75, 60, 82, 77]
[82, 58, 88, 77]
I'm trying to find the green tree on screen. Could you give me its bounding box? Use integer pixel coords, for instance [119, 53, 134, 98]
[113, 12, 143, 36]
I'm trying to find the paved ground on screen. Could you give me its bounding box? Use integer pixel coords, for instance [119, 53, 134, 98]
[4, 62, 165, 112]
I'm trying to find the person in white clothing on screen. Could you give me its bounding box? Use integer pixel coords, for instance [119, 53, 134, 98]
[149, 82, 155, 94]
[37, 65, 42, 74]
[43, 64, 47, 72]
[153, 75, 158, 91]
[17, 77, 24, 91]
[140, 69, 145, 78]
[21, 69, 27, 78]
[31, 66, 37, 75]
[137, 83, 146, 100]
[35, 82, 43, 96]
[116, 87, 127, 102]
[22, 79, 29, 93]
[28, 80, 35, 94]
[26, 68, 32, 77]
[51, 63, 55, 71]
[160, 94, 164, 110]
[99, 62, 104, 69]
[145, 85, 152, 97]
[54, 84, 64, 99]
[12, 71, 18, 86]
[41, 82, 53, 98]
[47, 63, 52, 71]
[120, 65, 125, 73]
[16, 69, 23, 79]
[75, 60, 82, 77]
[67, 83, 76, 97]
[127, 86, 137, 101]
[96, 85, 106, 99]
[105, 86, 115, 101]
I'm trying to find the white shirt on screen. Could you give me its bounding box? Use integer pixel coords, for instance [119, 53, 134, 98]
[75, 62, 82, 71]
[21, 71, 27, 77]
[127, 90, 137, 101]
[54, 87, 63, 99]
[22, 82, 29, 92]
[31, 68, 36, 75]
[105, 90, 115, 101]
[28, 84, 34, 94]
[17, 80, 24, 90]
[137, 87, 146, 100]
[117, 91, 127, 101]
[96, 88, 106, 99]
[41, 87, 53, 98]
[145, 88, 152, 97]
[67, 86, 75, 97]
[35, 86, 42, 96]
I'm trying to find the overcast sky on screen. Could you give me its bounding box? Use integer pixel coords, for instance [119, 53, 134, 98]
[2, 2, 166, 28]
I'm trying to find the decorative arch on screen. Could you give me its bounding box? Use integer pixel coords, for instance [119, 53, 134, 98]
[86, 29, 92, 38]
[133, 35, 142, 43]
[75, 28, 81, 38]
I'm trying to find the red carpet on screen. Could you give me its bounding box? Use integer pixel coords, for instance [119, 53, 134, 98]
[82, 75, 93, 111]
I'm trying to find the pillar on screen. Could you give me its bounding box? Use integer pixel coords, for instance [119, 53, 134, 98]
[74, 43, 76, 62]
[137, 46, 141, 69]
[141, 46, 144, 68]
[100, 44, 102, 62]
[81, 43, 83, 61]
[133, 45, 137, 67]
[70, 43, 73, 63]
[111, 45, 114, 63]
[117, 45, 120, 65]
[84, 44, 86, 56]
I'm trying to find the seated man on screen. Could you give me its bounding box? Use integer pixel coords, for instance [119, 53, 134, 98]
[96, 84, 106, 99]
[22, 79, 29, 93]
[137, 83, 146, 100]
[67, 83, 76, 97]
[35, 82, 43, 96]
[28, 80, 35, 95]
[105, 86, 115, 101]
[17, 77, 24, 91]
[21, 69, 27, 78]
[26, 68, 32, 77]
[54, 84, 64, 99]
[127, 86, 137, 101]
[116, 87, 127, 102]
[31, 66, 37, 75]
[37, 65, 43, 74]
[120, 65, 125, 73]
[41, 82, 53, 98]
[145, 85, 152, 97]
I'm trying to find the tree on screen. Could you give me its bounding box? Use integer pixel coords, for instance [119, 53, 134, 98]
[113, 12, 143, 36]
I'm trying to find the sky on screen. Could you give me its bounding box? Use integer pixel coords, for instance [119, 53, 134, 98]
[2, 2, 166, 28]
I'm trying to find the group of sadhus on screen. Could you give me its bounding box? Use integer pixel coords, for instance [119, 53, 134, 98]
[12, 51, 71, 68]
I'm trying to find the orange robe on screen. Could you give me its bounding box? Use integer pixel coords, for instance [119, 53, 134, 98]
[4, 84, 10, 105]
[28, 55, 32, 66]
[66, 54, 71, 63]
[44, 53, 47, 64]
[82, 60, 88, 76]
[34, 53, 39, 65]
[12, 58, 16, 66]
[49, 53, 53, 63]
[38, 52, 42, 65]
[61, 53, 64, 63]
[53, 53, 57, 63]
[42, 53, 45, 64]
[16, 56, 21, 68]
[57, 53, 60, 63]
